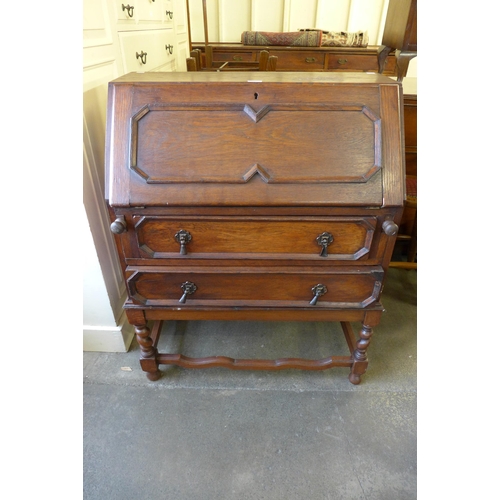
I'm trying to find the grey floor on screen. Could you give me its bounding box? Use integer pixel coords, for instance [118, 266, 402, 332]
[83, 267, 417, 500]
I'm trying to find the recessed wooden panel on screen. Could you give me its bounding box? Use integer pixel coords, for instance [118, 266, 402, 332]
[131, 104, 381, 184]
[134, 216, 376, 260]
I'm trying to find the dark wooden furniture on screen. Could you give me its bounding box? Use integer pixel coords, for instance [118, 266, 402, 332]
[391, 93, 417, 268]
[187, 46, 278, 71]
[378, 0, 417, 81]
[105, 72, 405, 384]
[191, 43, 397, 75]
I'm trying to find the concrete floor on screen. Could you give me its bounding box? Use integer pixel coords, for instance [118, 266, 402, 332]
[83, 267, 417, 500]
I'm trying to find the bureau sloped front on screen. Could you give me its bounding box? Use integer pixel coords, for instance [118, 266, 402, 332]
[106, 73, 403, 208]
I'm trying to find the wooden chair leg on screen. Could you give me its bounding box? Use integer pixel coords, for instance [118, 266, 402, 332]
[407, 209, 417, 263]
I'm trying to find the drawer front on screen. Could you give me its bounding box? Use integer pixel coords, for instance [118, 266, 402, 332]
[212, 51, 255, 62]
[119, 30, 173, 73]
[133, 216, 376, 261]
[326, 54, 378, 72]
[270, 51, 325, 70]
[127, 267, 384, 308]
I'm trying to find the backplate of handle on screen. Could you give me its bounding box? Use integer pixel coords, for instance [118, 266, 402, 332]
[316, 232, 333, 257]
[179, 281, 197, 303]
[310, 284, 327, 305]
[175, 229, 192, 255]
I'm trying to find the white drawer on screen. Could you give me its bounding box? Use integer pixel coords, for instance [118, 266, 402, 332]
[114, 0, 173, 25]
[119, 29, 174, 73]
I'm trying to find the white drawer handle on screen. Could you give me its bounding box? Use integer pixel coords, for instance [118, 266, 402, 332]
[165, 10, 173, 19]
[165, 44, 174, 55]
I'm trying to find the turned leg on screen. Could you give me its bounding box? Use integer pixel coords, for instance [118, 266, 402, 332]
[349, 323, 374, 385]
[126, 310, 161, 381]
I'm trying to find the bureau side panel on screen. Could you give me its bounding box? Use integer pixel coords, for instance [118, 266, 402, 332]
[379, 83, 405, 207]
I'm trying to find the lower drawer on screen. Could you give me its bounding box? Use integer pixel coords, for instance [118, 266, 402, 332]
[326, 54, 378, 71]
[126, 266, 384, 308]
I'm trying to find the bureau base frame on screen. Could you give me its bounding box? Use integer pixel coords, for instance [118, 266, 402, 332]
[126, 308, 382, 385]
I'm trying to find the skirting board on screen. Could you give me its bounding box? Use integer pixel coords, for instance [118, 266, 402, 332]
[83, 315, 135, 352]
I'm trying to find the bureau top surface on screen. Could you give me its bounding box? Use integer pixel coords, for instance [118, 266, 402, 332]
[106, 72, 404, 208]
[111, 71, 398, 86]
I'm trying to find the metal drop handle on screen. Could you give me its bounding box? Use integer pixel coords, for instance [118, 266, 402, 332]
[136, 51, 147, 64]
[310, 284, 327, 305]
[316, 232, 333, 257]
[175, 229, 192, 255]
[179, 281, 197, 303]
[122, 4, 134, 17]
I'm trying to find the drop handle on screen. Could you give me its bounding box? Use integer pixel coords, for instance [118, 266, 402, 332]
[179, 281, 197, 303]
[122, 4, 134, 17]
[174, 229, 192, 255]
[165, 10, 173, 18]
[136, 51, 147, 64]
[382, 220, 399, 236]
[310, 284, 327, 306]
[110, 216, 127, 234]
[316, 232, 333, 257]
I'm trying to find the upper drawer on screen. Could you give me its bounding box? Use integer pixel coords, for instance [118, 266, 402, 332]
[106, 73, 404, 207]
[269, 50, 325, 70]
[132, 215, 377, 261]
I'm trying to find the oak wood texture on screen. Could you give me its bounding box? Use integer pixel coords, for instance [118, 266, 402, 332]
[106, 72, 404, 384]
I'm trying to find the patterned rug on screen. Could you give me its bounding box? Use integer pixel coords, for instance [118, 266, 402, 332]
[241, 29, 368, 47]
[241, 30, 322, 47]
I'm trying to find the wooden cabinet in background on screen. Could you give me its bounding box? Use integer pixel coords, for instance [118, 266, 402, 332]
[192, 43, 397, 74]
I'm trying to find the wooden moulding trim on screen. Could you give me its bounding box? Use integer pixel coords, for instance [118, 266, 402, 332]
[128, 103, 382, 184]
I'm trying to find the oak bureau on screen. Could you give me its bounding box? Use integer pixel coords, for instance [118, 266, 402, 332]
[105, 71, 405, 384]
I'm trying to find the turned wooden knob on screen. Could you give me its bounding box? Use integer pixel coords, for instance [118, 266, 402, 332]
[382, 220, 398, 236]
[110, 217, 127, 234]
